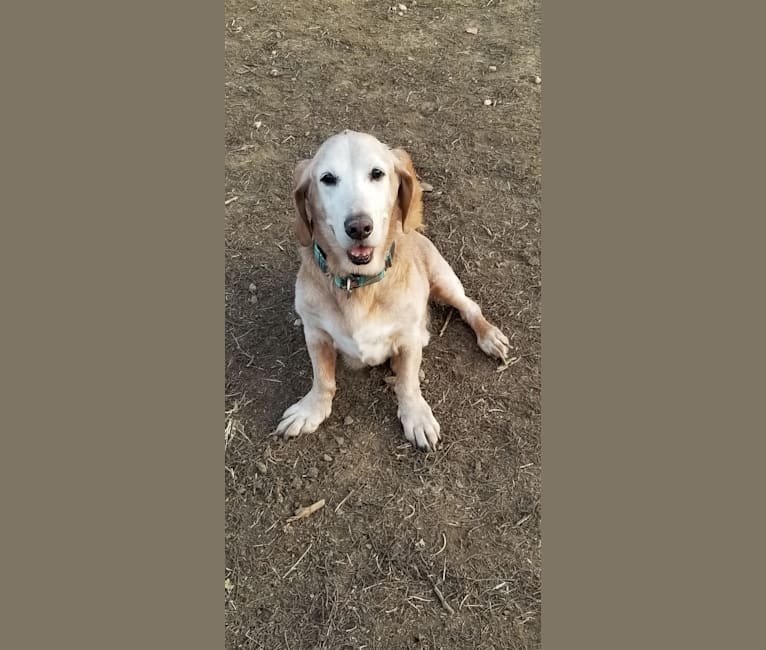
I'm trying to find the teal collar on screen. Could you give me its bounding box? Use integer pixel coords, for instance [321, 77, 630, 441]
[313, 241, 395, 292]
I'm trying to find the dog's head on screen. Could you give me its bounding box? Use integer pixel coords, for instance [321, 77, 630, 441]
[293, 130, 422, 276]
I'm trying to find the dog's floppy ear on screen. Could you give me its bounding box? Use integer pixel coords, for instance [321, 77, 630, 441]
[391, 148, 423, 233]
[293, 159, 313, 247]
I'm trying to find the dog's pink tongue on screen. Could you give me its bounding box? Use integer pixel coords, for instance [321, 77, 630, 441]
[350, 246, 373, 257]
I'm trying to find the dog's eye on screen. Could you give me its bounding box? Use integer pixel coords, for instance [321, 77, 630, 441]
[320, 173, 338, 186]
[370, 168, 385, 181]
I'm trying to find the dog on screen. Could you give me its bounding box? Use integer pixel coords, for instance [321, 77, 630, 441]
[275, 130, 510, 451]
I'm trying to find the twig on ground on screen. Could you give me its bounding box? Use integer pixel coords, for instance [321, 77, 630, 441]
[439, 309, 454, 337]
[287, 499, 325, 523]
[334, 491, 353, 513]
[432, 532, 447, 557]
[431, 582, 455, 615]
[282, 542, 313, 579]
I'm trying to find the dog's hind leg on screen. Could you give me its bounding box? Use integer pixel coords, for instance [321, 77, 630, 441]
[426, 244, 510, 362]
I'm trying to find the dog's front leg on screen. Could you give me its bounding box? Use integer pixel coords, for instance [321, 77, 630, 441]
[275, 327, 336, 439]
[391, 340, 441, 451]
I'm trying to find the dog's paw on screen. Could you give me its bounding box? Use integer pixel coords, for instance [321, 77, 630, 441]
[398, 397, 441, 452]
[478, 324, 511, 362]
[274, 393, 332, 440]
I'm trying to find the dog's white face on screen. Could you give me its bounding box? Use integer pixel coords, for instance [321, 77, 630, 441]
[301, 131, 400, 274]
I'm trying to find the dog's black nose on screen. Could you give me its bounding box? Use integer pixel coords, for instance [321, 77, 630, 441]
[344, 214, 373, 240]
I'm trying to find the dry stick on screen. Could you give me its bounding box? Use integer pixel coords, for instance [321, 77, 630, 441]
[431, 581, 455, 616]
[334, 490, 354, 513]
[439, 309, 454, 337]
[287, 499, 325, 522]
[432, 532, 447, 557]
[282, 542, 313, 579]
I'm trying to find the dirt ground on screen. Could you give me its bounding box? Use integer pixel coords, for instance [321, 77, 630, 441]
[225, 1, 540, 648]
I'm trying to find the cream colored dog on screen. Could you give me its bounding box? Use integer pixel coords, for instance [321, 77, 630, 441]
[275, 130, 510, 451]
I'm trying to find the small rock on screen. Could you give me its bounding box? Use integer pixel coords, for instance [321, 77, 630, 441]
[465, 27, 478, 35]
[307, 466, 319, 479]
[248, 294, 258, 304]
[224, 578, 234, 593]
[275, 31, 283, 38]
[489, 65, 497, 72]
[254, 121, 263, 129]
[248, 282, 257, 293]
[534, 75, 542, 84]
[293, 318, 302, 327]
[335, 436, 346, 446]
[323, 453, 333, 462]
[475, 460, 482, 473]
[398, 3, 408, 10]
[269, 69, 280, 77]
[343, 416, 354, 426]
[483, 98, 493, 106]
[420, 181, 434, 192]
[397, 11, 404, 16]
[419, 369, 425, 381]
[365, 543, 372, 549]
[255, 461, 268, 475]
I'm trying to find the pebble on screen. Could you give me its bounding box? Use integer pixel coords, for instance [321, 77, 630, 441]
[323, 453, 333, 462]
[248, 294, 258, 304]
[335, 436, 346, 446]
[489, 65, 497, 72]
[269, 69, 280, 77]
[420, 181, 434, 192]
[398, 3, 407, 10]
[483, 98, 493, 106]
[248, 282, 257, 293]
[255, 461, 268, 475]
[293, 318, 302, 327]
[343, 416, 354, 426]
[534, 75, 542, 84]
[465, 27, 478, 35]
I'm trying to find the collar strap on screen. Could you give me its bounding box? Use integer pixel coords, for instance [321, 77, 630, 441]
[313, 241, 395, 292]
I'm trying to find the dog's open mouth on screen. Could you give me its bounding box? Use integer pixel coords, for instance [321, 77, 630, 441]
[347, 246, 373, 265]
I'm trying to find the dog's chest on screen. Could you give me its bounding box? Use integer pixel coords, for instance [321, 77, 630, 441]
[326, 312, 399, 366]
[318, 294, 427, 366]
